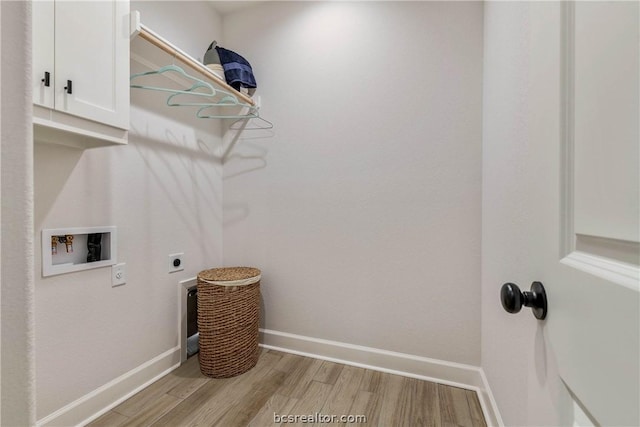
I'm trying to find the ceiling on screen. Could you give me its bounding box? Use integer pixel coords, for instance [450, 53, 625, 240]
[208, 1, 264, 15]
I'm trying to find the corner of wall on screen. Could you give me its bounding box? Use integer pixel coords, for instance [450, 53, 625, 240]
[0, 1, 36, 425]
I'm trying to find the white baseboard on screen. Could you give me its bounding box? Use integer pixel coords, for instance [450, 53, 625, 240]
[36, 346, 181, 427]
[259, 328, 503, 427]
[478, 367, 505, 427]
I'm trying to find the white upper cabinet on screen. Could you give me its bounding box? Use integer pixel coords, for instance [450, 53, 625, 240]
[33, 0, 130, 148]
[32, 0, 55, 109]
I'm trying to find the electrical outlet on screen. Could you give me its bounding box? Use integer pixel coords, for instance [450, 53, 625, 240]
[168, 253, 184, 273]
[112, 263, 126, 287]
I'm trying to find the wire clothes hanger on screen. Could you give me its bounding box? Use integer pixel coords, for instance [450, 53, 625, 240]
[131, 67, 241, 114]
[228, 115, 274, 130]
[194, 93, 273, 128]
[131, 64, 255, 112]
[130, 63, 272, 124]
[196, 101, 273, 129]
[192, 100, 273, 130]
[166, 90, 237, 107]
[167, 85, 247, 109]
[130, 64, 216, 98]
[196, 103, 258, 120]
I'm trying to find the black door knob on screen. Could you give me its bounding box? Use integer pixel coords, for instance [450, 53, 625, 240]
[500, 281, 547, 320]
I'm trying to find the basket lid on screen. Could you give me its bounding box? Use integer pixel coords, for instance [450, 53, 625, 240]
[198, 266, 261, 286]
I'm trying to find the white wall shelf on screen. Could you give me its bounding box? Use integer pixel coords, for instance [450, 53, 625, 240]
[42, 226, 117, 277]
[130, 11, 263, 122]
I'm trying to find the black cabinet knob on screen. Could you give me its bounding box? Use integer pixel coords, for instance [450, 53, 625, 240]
[500, 281, 547, 320]
[64, 80, 72, 94]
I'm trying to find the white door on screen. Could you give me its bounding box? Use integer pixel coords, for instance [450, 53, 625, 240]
[54, 1, 130, 129]
[546, 3, 639, 425]
[484, 2, 639, 426]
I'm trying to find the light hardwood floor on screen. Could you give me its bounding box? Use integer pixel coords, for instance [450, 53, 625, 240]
[87, 349, 487, 427]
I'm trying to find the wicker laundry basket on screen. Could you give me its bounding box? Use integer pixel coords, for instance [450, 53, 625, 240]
[197, 267, 261, 378]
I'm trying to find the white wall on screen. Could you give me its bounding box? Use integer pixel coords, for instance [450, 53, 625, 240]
[221, 2, 484, 365]
[34, 1, 225, 419]
[1, 1, 36, 425]
[132, 1, 220, 64]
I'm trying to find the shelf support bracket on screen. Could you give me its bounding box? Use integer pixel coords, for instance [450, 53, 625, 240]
[130, 10, 142, 39]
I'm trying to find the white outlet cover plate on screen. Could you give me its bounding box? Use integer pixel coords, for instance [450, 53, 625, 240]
[168, 253, 184, 273]
[112, 263, 126, 287]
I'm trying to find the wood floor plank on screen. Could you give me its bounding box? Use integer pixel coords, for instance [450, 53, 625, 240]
[286, 380, 334, 422]
[152, 351, 282, 427]
[111, 377, 172, 418]
[438, 384, 475, 427]
[248, 393, 299, 427]
[422, 380, 442, 426]
[215, 369, 286, 426]
[359, 369, 384, 393]
[317, 365, 365, 425]
[365, 390, 386, 426]
[375, 372, 404, 426]
[278, 359, 324, 399]
[465, 389, 487, 427]
[263, 349, 287, 359]
[280, 357, 324, 399]
[312, 360, 344, 385]
[149, 375, 237, 426]
[121, 393, 182, 427]
[395, 377, 419, 426]
[86, 410, 129, 427]
[165, 356, 211, 400]
[345, 390, 375, 426]
[395, 377, 440, 427]
[273, 352, 305, 373]
[113, 357, 209, 417]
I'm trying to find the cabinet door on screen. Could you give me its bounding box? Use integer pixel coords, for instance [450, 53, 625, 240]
[54, 1, 130, 130]
[32, 0, 55, 108]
